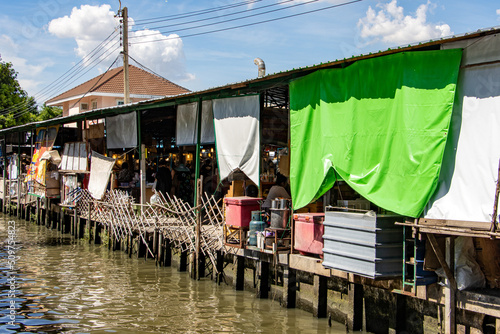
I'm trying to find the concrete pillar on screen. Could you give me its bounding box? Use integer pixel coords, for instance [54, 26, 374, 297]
[281, 267, 297, 308]
[495, 318, 500, 334]
[257, 261, 270, 299]
[179, 250, 188, 272]
[347, 282, 363, 330]
[234, 255, 245, 291]
[313, 275, 328, 318]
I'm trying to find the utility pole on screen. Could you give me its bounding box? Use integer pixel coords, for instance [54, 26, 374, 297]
[121, 6, 130, 104]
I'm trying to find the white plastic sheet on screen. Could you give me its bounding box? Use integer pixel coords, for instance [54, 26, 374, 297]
[213, 95, 260, 185]
[88, 151, 116, 200]
[176, 100, 215, 146]
[106, 112, 138, 149]
[425, 39, 500, 222]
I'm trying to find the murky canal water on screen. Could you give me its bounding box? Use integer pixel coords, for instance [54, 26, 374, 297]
[0, 214, 350, 333]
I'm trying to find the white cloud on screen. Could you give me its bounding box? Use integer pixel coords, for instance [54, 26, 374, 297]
[358, 0, 452, 45]
[497, 9, 500, 18]
[0, 34, 47, 95]
[48, 4, 193, 82]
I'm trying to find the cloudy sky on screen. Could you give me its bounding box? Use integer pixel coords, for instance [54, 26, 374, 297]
[1, 0, 499, 104]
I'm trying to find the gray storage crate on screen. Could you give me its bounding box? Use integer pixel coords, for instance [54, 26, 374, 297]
[322, 210, 404, 279]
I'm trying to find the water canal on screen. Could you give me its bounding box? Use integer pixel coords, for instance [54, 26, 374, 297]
[0, 214, 355, 333]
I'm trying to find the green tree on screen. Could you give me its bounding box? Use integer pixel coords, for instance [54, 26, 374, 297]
[0, 56, 38, 129]
[37, 104, 62, 121]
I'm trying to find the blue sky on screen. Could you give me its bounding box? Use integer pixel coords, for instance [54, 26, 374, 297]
[0, 0, 499, 104]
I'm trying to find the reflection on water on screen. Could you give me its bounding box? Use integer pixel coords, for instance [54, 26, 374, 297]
[0, 215, 346, 333]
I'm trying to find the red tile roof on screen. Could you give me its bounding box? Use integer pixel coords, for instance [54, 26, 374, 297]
[46, 65, 190, 104]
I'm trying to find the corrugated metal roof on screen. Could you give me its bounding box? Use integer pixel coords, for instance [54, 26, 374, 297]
[2, 26, 500, 136]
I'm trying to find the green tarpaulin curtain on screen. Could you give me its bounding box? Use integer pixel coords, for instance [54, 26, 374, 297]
[289, 49, 462, 217]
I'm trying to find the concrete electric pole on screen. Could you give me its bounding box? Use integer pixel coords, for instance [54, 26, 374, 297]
[122, 6, 130, 105]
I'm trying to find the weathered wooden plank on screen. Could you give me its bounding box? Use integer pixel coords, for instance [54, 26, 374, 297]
[418, 218, 490, 230]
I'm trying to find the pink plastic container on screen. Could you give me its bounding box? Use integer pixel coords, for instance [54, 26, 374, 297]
[224, 197, 262, 228]
[294, 213, 325, 256]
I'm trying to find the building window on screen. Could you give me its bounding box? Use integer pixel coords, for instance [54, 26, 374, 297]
[116, 100, 124, 106]
[91, 100, 98, 110]
[81, 103, 89, 111]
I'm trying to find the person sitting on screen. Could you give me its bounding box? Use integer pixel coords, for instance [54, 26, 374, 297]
[245, 184, 259, 197]
[154, 161, 172, 198]
[262, 173, 291, 209]
[117, 162, 134, 184]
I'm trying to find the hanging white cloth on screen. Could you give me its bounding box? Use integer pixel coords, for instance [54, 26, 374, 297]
[88, 151, 116, 200]
[106, 112, 138, 149]
[176, 100, 215, 146]
[425, 36, 500, 222]
[213, 95, 260, 185]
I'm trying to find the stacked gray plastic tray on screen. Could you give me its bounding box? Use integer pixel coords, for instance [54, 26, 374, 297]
[322, 210, 403, 279]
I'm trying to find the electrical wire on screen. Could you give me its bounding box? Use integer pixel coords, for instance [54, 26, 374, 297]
[127, 54, 165, 82]
[129, 0, 295, 36]
[68, 54, 121, 111]
[34, 29, 119, 102]
[130, 0, 363, 45]
[133, 0, 264, 24]
[0, 29, 119, 115]
[41, 41, 121, 102]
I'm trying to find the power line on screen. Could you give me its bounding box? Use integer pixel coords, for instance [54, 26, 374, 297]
[68, 54, 121, 111]
[40, 41, 120, 103]
[127, 54, 165, 82]
[130, 0, 363, 45]
[0, 42, 120, 123]
[129, 0, 295, 36]
[34, 29, 119, 102]
[133, 0, 264, 24]
[0, 29, 119, 114]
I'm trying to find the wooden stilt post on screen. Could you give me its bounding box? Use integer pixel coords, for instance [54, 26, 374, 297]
[195, 177, 202, 280]
[347, 279, 363, 330]
[179, 250, 188, 272]
[282, 267, 297, 308]
[45, 197, 49, 227]
[164, 238, 172, 267]
[94, 220, 101, 244]
[157, 232, 164, 267]
[215, 250, 224, 284]
[234, 255, 245, 291]
[389, 293, 406, 334]
[445, 237, 456, 334]
[257, 261, 270, 299]
[313, 275, 328, 318]
[197, 252, 205, 279]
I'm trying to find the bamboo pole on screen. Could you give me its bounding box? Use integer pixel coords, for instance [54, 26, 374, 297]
[491, 159, 500, 233]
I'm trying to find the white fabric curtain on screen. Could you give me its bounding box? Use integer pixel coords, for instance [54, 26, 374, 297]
[176, 100, 215, 146]
[106, 112, 138, 149]
[213, 95, 260, 185]
[88, 151, 116, 200]
[425, 36, 500, 222]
